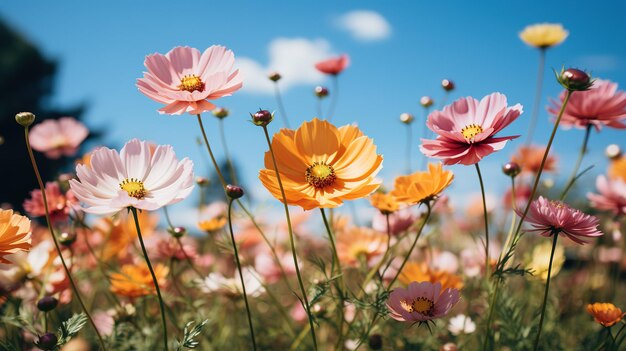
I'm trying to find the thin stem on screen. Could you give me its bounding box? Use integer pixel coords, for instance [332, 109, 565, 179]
[218, 118, 239, 185]
[482, 279, 501, 350]
[388, 203, 432, 289]
[130, 207, 168, 351]
[526, 48, 547, 144]
[405, 123, 413, 174]
[419, 106, 431, 170]
[560, 124, 592, 201]
[532, 232, 559, 351]
[227, 199, 257, 351]
[261, 125, 318, 351]
[320, 208, 344, 290]
[274, 82, 291, 128]
[474, 163, 490, 279]
[22, 127, 106, 350]
[327, 75, 339, 121]
[196, 114, 227, 189]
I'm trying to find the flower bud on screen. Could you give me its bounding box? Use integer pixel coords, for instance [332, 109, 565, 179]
[502, 162, 521, 178]
[58, 231, 77, 246]
[226, 184, 244, 199]
[312, 303, 325, 317]
[420, 96, 434, 108]
[606, 144, 621, 160]
[0, 135, 4, 146]
[368, 334, 383, 349]
[169, 226, 187, 238]
[556, 68, 593, 91]
[212, 107, 229, 119]
[251, 109, 273, 127]
[314, 86, 329, 98]
[37, 296, 59, 312]
[268, 71, 281, 82]
[441, 79, 455, 92]
[15, 112, 36, 127]
[196, 176, 209, 186]
[36, 333, 58, 350]
[399, 113, 414, 124]
[440, 343, 458, 351]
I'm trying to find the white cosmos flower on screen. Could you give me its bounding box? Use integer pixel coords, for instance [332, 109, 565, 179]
[69, 139, 194, 216]
[448, 314, 476, 335]
[199, 268, 265, 297]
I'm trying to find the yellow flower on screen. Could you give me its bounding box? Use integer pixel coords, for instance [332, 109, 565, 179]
[370, 192, 399, 214]
[527, 241, 565, 281]
[0, 210, 32, 264]
[390, 163, 453, 205]
[110, 263, 169, 298]
[399, 262, 463, 291]
[198, 217, 227, 232]
[519, 23, 568, 49]
[259, 118, 383, 210]
[587, 302, 626, 327]
[609, 155, 626, 182]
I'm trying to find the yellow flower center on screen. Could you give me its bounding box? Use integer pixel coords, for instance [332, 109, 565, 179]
[120, 178, 147, 199]
[178, 74, 205, 93]
[401, 297, 434, 315]
[461, 124, 483, 140]
[305, 162, 336, 189]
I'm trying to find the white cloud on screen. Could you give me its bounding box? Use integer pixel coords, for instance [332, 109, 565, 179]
[336, 10, 391, 42]
[237, 38, 334, 95]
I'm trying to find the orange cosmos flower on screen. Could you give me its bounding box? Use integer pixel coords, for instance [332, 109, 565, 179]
[370, 192, 399, 214]
[110, 263, 169, 298]
[391, 163, 454, 205]
[399, 262, 464, 291]
[0, 210, 32, 264]
[609, 155, 626, 182]
[511, 145, 557, 174]
[336, 226, 386, 267]
[587, 302, 626, 327]
[259, 118, 383, 210]
[94, 211, 157, 261]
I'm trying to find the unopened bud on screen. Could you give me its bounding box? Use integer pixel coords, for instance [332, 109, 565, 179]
[556, 68, 593, 91]
[58, 232, 77, 246]
[226, 184, 244, 199]
[502, 162, 521, 178]
[441, 79, 455, 92]
[268, 71, 281, 82]
[251, 110, 273, 127]
[440, 343, 458, 351]
[169, 226, 186, 238]
[37, 296, 58, 312]
[36, 333, 58, 350]
[15, 112, 36, 127]
[212, 107, 229, 119]
[314, 86, 329, 98]
[420, 96, 434, 108]
[368, 334, 383, 349]
[400, 113, 414, 124]
[606, 144, 621, 160]
[196, 176, 209, 186]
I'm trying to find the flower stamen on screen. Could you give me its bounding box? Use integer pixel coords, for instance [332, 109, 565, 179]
[461, 124, 483, 141]
[120, 178, 147, 199]
[178, 74, 204, 93]
[400, 297, 434, 316]
[305, 162, 336, 189]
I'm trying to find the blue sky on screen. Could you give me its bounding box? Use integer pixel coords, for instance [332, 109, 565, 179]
[2, 1, 626, 221]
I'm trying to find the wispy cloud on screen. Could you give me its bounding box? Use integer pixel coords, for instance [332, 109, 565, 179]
[573, 55, 620, 73]
[336, 10, 391, 42]
[237, 38, 334, 95]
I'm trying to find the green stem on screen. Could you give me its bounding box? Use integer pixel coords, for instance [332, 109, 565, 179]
[274, 82, 291, 128]
[482, 278, 501, 350]
[474, 163, 490, 279]
[227, 199, 258, 351]
[196, 114, 227, 189]
[388, 203, 432, 289]
[532, 232, 559, 351]
[320, 208, 345, 350]
[560, 124, 592, 201]
[526, 48, 546, 144]
[130, 207, 168, 351]
[218, 118, 239, 185]
[22, 127, 106, 350]
[262, 125, 318, 351]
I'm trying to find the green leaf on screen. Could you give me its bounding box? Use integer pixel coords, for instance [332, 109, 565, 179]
[176, 319, 209, 350]
[57, 313, 88, 345]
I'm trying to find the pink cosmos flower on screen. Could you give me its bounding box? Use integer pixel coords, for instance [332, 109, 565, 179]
[315, 54, 350, 75]
[23, 182, 77, 222]
[386, 281, 460, 323]
[420, 93, 523, 165]
[517, 196, 603, 245]
[69, 139, 194, 216]
[588, 175, 626, 216]
[372, 207, 416, 236]
[29, 117, 88, 159]
[548, 79, 626, 130]
[137, 46, 243, 115]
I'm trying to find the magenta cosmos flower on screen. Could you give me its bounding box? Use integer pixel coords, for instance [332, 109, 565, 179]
[69, 139, 194, 216]
[29, 117, 88, 159]
[387, 281, 460, 323]
[548, 79, 626, 130]
[420, 93, 523, 165]
[588, 175, 626, 216]
[137, 46, 243, 115]
[315, 54, 350, 75]
[23, 182, 77, 222]
[517, 196, 602, 245]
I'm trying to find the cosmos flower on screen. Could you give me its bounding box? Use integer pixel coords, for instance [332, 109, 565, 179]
[23, 182, 77, 223]
[69, 139, 194, 216]
[0, 210, 31, 264]
[527, 240, 565, 281]
[517, 196, 603, 245]
[548, 79, 626, 130]
[259, 118, 383, 210]
[386, 281, 460, 323]
[28, 117, 89, 159]
[369, 192, 399, 214]
[315, 54, 350, 75]
[198, 268, 265, 297]
[92, 210, 157, 261]
[588, 175, 626, 216]
[420, 93, 522, 165]
[587, 303, 626, 327]
[448, 314, 476, 335]
[609, 154, 626, 182]
[519, 23, 568, 48]
[336, 226, 386, 267]
[110, 263, 169, 298]
[372, 207, 416, 236]
[137, 46, 243, 115]
[511, 145, 557, 174]
[390, 163, 454, 204]
[399, 262, 463, 291]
